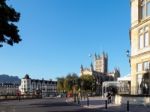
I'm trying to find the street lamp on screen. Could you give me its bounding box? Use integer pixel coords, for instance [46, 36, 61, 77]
[126, 50, 131, 65]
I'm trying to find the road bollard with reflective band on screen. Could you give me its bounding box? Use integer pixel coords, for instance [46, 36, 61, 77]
[77, 96, 80, 105]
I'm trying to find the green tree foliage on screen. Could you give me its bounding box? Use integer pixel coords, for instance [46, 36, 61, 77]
[0, 0, 21, 47]
[80, 74, 95, 91]
[57, 73, 79, 93]
[64, 73, 79, 92]
[57, 77, 65, 93]
[57, 73, 97, 94]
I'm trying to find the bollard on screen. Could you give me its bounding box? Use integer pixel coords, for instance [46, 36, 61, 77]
[77, 96, 80, 105]
[74, 94, 76, 103]
[127, 100, 129, 112]
[87, 96, 89, 106]
[105, 100, 107, 109]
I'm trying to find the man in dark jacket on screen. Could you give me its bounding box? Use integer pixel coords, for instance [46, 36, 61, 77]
[107, 92, 112, 103]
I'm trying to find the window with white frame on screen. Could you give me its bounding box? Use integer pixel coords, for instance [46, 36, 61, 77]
[147, 1, 150, 16]
[144, 32, 149, 47]
[137, 63, 143, 72]
[141, 0, 150, 19]
[144, 61, 150, 70]
[141, 0, 146, 18]
[139, 35, 144, 49]
[139, 26, 149, 49]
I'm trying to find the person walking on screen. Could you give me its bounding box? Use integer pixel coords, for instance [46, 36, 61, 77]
[107, 92, 112, 104]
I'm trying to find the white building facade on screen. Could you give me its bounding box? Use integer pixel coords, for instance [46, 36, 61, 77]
[19, 74, 57, 97]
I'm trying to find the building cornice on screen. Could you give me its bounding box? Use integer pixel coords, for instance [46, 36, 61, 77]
[130, 17, 150, 31]
[129, 17, 150, 42]
[131, 50, 150, 59]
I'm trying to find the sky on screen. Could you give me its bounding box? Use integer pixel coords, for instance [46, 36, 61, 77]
[1, 0, 131, 80]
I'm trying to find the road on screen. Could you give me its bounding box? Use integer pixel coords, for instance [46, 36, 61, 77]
[0, 97, 150, 112]
[0, 97, 121, 112]
[0, 98, 97, 112]
[0, 98, 79, 112]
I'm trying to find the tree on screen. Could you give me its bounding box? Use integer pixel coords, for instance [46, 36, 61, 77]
[80, 75, 95, 92]
[57, 77, 65, 93]
[64, 73, 79, 92]
[57, 73, 80, 97]
[0, 0, 21, 47]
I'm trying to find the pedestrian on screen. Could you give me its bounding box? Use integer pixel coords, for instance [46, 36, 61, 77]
[16, 91, 21, 101]
[107, 92, 112, 104]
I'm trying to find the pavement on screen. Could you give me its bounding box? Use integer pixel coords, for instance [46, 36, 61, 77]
[66, 96, 150, 112]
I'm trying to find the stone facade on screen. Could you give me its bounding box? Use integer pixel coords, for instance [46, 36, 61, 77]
[94, 52, 108, 73]
[130, 0, 150, 94]
[80, 52, 108, 76]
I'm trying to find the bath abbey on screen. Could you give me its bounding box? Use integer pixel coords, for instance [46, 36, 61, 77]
[80, 52, 120, 95]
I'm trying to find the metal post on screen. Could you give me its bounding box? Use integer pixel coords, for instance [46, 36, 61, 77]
[127, 100, 129, 112]
[77, 96, 80, 105]
[105, 100, 107, 109]
[102, 85, 103, 98]
[87, 96, 89, 106]
[74, 94, 76, 103]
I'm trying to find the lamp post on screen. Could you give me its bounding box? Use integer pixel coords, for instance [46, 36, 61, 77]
[126, 50, 131, 66]
[126, 50, 132, 94]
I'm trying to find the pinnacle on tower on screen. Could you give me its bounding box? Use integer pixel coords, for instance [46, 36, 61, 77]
[94, 53, 97, 60]
[90, 62, 94, 71]
[80, 64, 83, 71]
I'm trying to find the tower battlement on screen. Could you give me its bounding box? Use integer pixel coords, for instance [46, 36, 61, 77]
[94, 52, 108, 73]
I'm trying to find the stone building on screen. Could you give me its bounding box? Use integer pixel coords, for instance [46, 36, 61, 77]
[0, 83, 19, 95]
[94, 52, 108, 73]
[130, 0, 150, 94]
[80, 52, 108, 75]
[19, 74, 57, 97]
[80, 52, 120, 95]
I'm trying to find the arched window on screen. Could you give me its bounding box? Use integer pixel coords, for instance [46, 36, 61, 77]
[141, 0, 150, 19]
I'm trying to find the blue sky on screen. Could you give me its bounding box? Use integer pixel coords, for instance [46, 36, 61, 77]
[2, 0, 130, 80]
